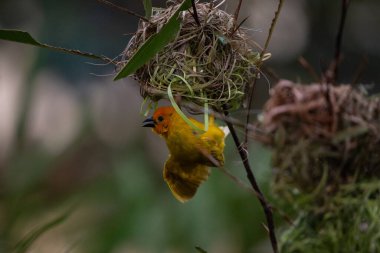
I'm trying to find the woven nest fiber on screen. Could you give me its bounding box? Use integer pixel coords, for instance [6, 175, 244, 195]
[257, 80, 380, 207]
[120, 1, 264, 109]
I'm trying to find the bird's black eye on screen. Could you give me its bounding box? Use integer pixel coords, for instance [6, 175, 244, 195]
[157, 116, 164, 122]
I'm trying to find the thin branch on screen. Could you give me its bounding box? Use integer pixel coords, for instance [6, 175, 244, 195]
[351, 55, 368, 86]
[97, 0, 152, 23]
[230, 16, 249, 36]
[233, 0, 244, 28]
[243, 77, 259, 147]
[326, 0, 351, 83]
[243, 0, 283, 147]
[217, 164, 294, 227]
[223, 106, 278, 253]
[261, 0, 284, 58]
[190, 0, 201, 26]
[217, 165, 294, 226]
[298, 56, 321, 82]
[262, 66, 280, 84]
[335, 0, 350, 63]
[217, 166, 259, 196]
[333, 0, 350, 81]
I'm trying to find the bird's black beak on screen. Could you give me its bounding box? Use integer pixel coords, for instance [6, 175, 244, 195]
[142, 117, 155, 128]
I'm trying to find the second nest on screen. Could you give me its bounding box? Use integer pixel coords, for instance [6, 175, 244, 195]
[258, 80, 380, 208]
[121, 2, 263, 109]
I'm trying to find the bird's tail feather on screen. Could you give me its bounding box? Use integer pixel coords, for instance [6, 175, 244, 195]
[164, 156, 210, 203]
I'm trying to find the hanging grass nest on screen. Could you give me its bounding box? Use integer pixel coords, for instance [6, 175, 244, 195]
[120, 1, 265, 109]
[256, 80, 380, 210]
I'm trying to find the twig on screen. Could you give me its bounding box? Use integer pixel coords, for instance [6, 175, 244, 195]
[261, 0, 284, 58]
[190, 0, 201, 26]
[97, 0, 152, 23]
[217, 166, 294, 227]
[243, 77, 259, 147]
[243, 0, 283, 147]
[223, 106, 278, 253]
[233, 0, 244, 28]
[333, 0, 351, 80]
[217, 164, 294, 226]
[217, 166, 259, 196]
[326, 0, 351, 83]
[230, 16, 249, 36]
[262, 66, 280, 83]
[298, 56, 321, 82]
[351, 55, 368, 86]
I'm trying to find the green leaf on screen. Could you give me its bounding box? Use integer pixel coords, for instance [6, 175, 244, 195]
[13, 210, 72, 253]
[0, 29, 112, 63]
[167, 82, 205, 134]
[203, 99, 209, 131]
[114, 0, 192, 81]
[143, 0, 152, 19]
[0, 29, 41, 46]
[195, 246, 208, 253]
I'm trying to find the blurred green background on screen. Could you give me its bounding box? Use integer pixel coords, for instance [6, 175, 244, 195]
[0, 0, 379, 252]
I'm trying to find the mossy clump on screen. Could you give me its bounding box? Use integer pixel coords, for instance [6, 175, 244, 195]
[279, 181, 380, 253]
[120, 2, 266, 109]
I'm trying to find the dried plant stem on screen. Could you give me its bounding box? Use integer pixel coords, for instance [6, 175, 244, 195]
[298, 56, 321, 82]
[261, 0, 284, 58]
[233, 0, 244, 27]
[243, 0, 283, 146]
[223, 106, 278, 253]
[334, 0, 351, 75]
[217, 165, 294, 226]
[190, 0, 201, 26]
[326, 0, 351, 83]
[351, 56, 368, 86]
[97, 0, 151, 23]
[335, 0, 350, 62]
[243, 77, 259, 147]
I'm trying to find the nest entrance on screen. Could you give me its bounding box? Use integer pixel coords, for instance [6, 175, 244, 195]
[121, 2, 265, 109]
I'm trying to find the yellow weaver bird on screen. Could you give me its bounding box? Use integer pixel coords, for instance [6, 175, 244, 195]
[143, 106, 228, 202]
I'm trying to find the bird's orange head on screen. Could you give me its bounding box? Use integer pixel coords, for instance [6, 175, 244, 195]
[142, 106, 175, 135]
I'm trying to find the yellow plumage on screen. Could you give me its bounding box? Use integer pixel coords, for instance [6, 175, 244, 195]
[143, 106, 227, 202]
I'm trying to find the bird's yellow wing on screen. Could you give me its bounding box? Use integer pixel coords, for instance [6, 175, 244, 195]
[163, 155, 210, 203]
[199, 124, 226, 167]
